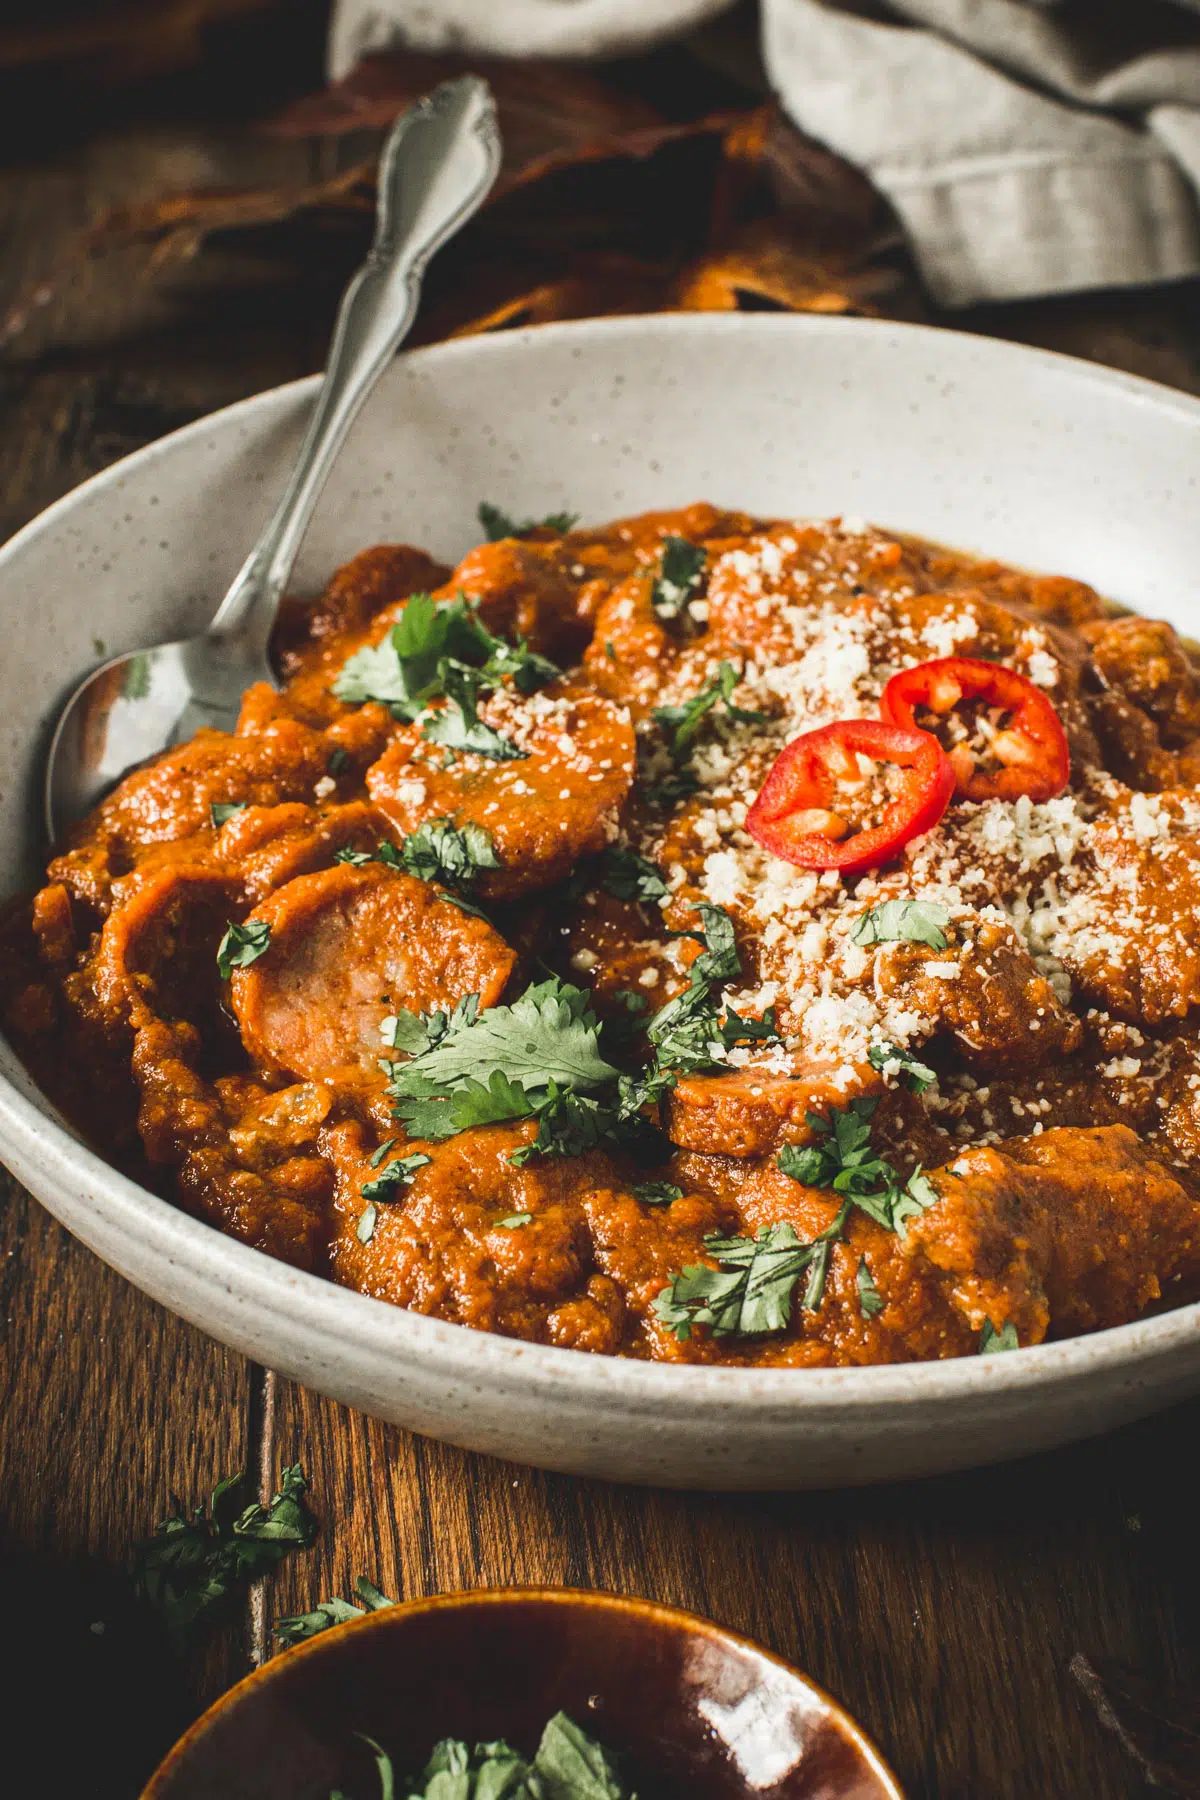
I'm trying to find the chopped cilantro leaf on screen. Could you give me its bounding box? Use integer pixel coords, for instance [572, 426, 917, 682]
[600, 848, 668, 905]
[641, 766, 701, 809]
[653, 1223, 814, 1340]
[633, 1180, 683, 1206]
[386, 978, 617, 1104]
[133, 1464, 318, 1646]
[868, 1039, 937, 1094]
[392, 1069, 537, 1141]
[857, 1256, 884, 1319]
[210, 801, 247, 828]
[334, 846, 374, 866]
[497, 1212, 532, 1229]
[478, 501, 578, 541]
[357, 1203, 377, 1243]
[653, 661, 768, 761]
[361, 1151, 432, 1201]
[216, 918, 271, 979]
[851, 899, 951, 951]
[400, 819, 500, 889]
[980, 1319, 1020, 1354]
[276, 1576, 396, 1648]
[333, 590, 558, 736]
[328, 746, 351, 775]
[777, 1099, 939, 1236]
[420, 665, 527, 762]
[650, 535, 706, 622]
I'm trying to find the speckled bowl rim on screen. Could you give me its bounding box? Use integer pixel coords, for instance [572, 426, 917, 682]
[140, 1585, 906, 1799]
[2, 312, 1200, 1418]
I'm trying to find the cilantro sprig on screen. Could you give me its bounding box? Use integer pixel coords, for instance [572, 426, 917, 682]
[851, 899, 950, 951]
[133, 1465, 318, 1646]
[868, 1040, 937, 1094]
[332, 591, 559, 760]
[980, 1319, 1019, 1354]
[599, 847, 668, 905]
[653, 661, 767, 762]
[653, 1217, 847, 1341]
[776, 1097, 938, 1236]
[337, 822, 500, 922]
[650, 535, 706, 623]
[643, 904, 779, 1077]
[216, 918, 271, 980]
[478, 501, 579, 541]
[275, 1575, 395, 1648]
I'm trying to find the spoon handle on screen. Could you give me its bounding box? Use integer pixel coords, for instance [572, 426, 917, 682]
[208, 75, 501, 652]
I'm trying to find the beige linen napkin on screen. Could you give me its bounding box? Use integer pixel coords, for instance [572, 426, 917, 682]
[327, 0, 1200, 306]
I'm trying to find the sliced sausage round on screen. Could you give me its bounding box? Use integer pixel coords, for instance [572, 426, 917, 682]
[230, 862, 516, 1079]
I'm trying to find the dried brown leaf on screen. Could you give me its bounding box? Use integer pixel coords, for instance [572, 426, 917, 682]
[0, 162, 373, 353]
[673, 220, 892, 318]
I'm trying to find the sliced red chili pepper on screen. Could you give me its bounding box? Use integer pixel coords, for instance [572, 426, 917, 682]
[879, 656, 1070, 803]
[745, 719, 955, 876]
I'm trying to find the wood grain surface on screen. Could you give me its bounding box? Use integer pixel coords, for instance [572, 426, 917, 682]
[3, 32, 1200, 1800]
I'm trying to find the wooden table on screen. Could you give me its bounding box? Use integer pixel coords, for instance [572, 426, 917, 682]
[3, 53, 1200, 1800]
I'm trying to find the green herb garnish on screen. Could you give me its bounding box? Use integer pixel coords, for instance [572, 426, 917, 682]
[332, 591, 558, 764]
[653, 1218, 845, 1341]
[276, 1575, 396, 1648]
[216, 918, 271, 979]
[210, 801, 247, 828]
[600, 848, 668, 905]
[497, 1212, 532, 1229]
[856, 1256, 884, 1319]
[361, 1151, 432, 1201]
[478, 501, 579, 541]
[356, 1204, 377, 1243]
[334, 846, 375, 866]
[650, 536, 706, 622]
[133, 1465, 318, 1646]
[776, 1098, 938, 1237]
[867, 1040, 937, 1094]
[400, 819, 500, 889]
[980, 1319, 1019, 1354]
[385, 978, 619, 1147]
[851, 899, 950, 951]
[632, 1181, 683, 1207]
[652, 661, 767, 761]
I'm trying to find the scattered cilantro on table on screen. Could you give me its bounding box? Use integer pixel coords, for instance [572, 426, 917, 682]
[133, 1465, 318, 1646]
[478, 501, 579, 541]
[851, 898, 950, 951]
[275, 1575, 395, 1648]
[216, 918, 271, 979]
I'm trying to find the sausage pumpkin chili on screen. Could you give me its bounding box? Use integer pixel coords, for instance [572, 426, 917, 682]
[5, 502, 1200, 1366]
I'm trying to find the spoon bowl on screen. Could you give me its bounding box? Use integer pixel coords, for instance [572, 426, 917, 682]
[44, 73, 501, 844]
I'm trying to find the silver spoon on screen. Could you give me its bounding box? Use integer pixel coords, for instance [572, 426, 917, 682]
[44, 75, 501, 845]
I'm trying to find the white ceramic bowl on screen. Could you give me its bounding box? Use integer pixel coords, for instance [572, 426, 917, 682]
[3, 315, 1199, 1490]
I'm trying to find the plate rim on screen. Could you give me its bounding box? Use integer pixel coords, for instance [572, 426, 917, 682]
[3, 309, 1200, 1409]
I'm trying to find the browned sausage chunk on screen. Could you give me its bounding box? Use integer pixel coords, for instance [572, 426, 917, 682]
[230, 863, 516, 1079]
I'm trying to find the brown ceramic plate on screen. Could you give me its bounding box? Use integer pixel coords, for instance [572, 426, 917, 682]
[142, 1588, 904, 1799]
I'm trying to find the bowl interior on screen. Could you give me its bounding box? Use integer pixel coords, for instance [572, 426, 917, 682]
[142, 1591, 902, 1800]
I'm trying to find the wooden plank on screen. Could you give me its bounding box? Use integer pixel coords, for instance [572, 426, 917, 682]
[0, 1167, 257, 1794]
[265, 1381, 1193, 1799]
